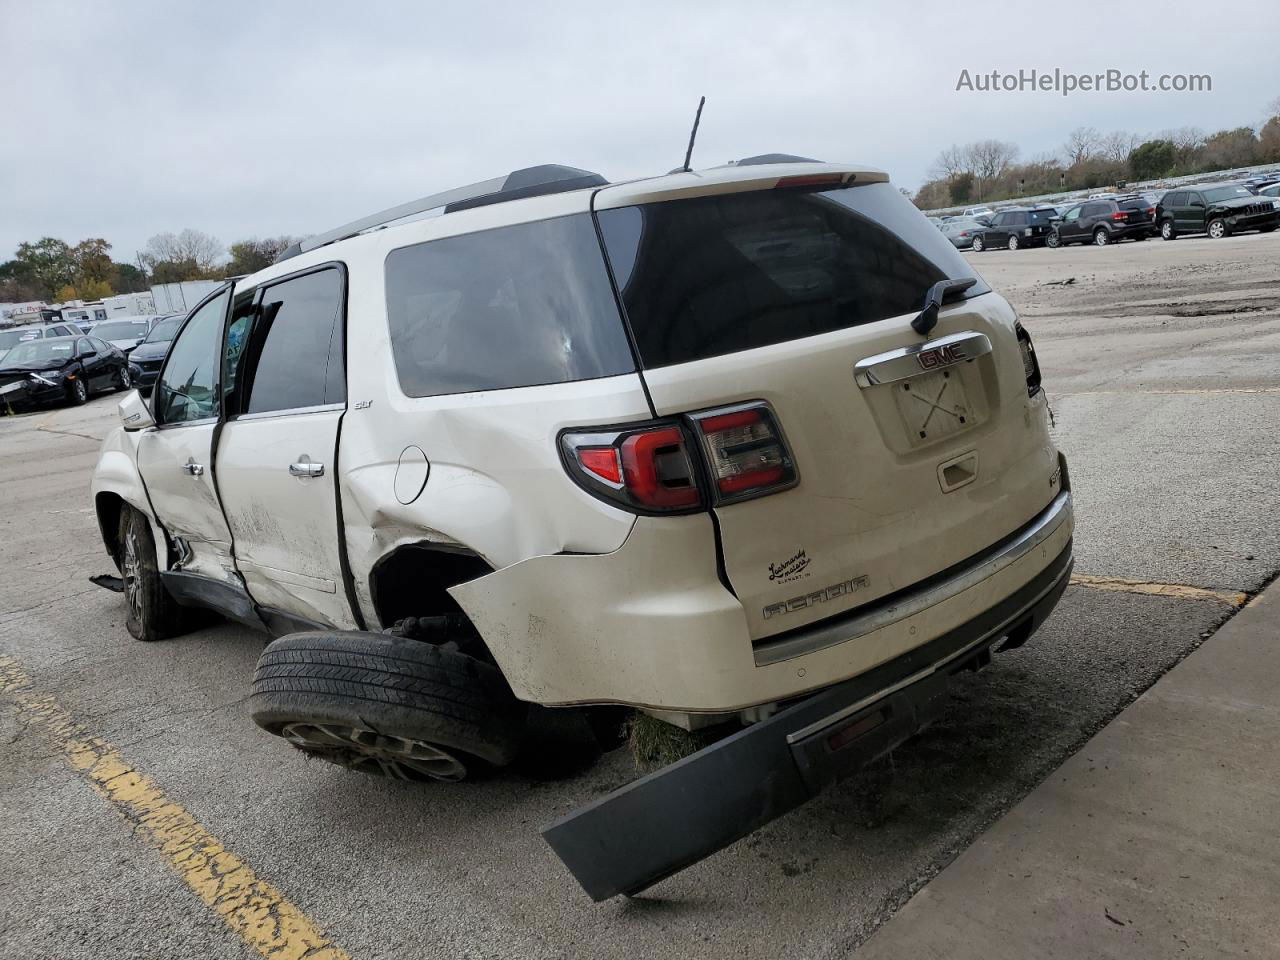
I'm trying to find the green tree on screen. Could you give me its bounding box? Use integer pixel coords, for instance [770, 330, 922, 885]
[1200, 127, 1259, 170]
[225, 236, 299, 276]
[949, 172, 974, 204]
[1129, 140, 1177, 180]
[71, 238, 115, 288]
[112, 262, 148, 293]
[12, 237, 76, 298]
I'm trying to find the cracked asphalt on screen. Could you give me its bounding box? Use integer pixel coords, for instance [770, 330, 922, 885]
[2, 232, 1278, 959]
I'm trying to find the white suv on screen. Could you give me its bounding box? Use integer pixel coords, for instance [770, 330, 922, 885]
[91, 159, 1073, 898]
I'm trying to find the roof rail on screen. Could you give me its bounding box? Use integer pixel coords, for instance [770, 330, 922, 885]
[276, 164, 607, 263]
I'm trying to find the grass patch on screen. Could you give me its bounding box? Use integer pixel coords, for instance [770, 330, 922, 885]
[627, 712, 724, 772]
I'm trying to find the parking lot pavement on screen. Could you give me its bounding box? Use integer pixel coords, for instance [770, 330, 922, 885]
[856, 577, 1280, 960]
[1, 234, 1277, 959]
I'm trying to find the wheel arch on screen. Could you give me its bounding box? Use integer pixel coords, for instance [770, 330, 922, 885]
[367, 541, 495, 631]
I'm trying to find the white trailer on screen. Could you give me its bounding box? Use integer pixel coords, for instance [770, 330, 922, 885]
[102, 292, 156, 318]
[149, 281, 222, 315]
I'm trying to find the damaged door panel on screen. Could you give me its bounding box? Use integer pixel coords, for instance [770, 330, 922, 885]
[543, 543, 1072, 901]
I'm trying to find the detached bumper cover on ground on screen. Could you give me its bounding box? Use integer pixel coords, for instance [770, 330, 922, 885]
[543, 540, 1074, 901]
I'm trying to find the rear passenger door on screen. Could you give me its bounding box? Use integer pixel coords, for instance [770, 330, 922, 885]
[214, 265, 356, 630]
[1181, 192, 1205, 232]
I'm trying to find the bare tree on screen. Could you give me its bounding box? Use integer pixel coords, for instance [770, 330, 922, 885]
[1063, 126, 1101, 165]
[964, 139, 1019, 182]
[1099, 131, 1142, 164]
[1268, 96, 1280, 119]
[930, 144, 969, 181]
[1165, 126, 1206, 152]
[141, 229, 224, 274]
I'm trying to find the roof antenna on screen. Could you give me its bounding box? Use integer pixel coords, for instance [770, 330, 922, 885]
[681, 96, 706, 172]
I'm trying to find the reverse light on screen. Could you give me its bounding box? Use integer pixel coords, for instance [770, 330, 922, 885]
[690, 402, 798, 504]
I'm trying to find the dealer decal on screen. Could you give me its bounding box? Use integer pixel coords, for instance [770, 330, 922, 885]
[768, 548, 811, 583]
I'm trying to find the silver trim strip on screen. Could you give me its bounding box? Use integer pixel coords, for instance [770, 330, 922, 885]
[754, 490, 1073, 667]
[853, 331, 992, 387]
[785, 552, 1073, 745]
[230, 403, 345, 423]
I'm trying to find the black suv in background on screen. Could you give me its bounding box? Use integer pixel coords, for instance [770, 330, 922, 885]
[1049, 196, 1155, 247]
[1156, 184, 1280, 240]
[970, 206, 1057, 251]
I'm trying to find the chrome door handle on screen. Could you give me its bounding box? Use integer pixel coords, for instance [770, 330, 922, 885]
[289, 458, 325, 478]
[182, 460, 205, 476]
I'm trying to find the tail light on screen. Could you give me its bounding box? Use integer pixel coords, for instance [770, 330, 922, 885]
[1111, 211, 1128, 221]
[560, 423, 702, 514]
[1015, 322, 1042, 397]
[689, 402, 798, 504]
[560, 401, 798, 513]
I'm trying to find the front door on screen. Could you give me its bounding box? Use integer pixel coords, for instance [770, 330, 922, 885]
[1058, 205, 1083, 242]
[1180, 192, 1205, 232]
[136, 287, 237, 584]
[214, 267, 355, 628]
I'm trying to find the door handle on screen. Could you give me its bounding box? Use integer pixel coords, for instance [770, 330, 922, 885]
[289, 457, 325, 479]
[182, 459, 205, 476]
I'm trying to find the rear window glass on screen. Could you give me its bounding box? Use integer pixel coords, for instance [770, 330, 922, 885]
[1028, 209, 1056, 224]
[1119, 198, 1150, 210]
[597, 181, 989, 368]
[385, 213, 635, 398]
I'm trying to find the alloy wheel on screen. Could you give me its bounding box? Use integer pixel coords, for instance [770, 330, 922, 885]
[120, 367, 132, 389]
[122, 528, 144, 627]
[1007, 235, 1019, 251]
[1094, 229, 1109, 246]
[280, 722, 468, 782]
[1208, 219, 1226, 239]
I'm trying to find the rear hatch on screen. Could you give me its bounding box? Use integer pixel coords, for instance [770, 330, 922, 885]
[595, 171, 1058, 643]
[1117, 197, 1155, 225]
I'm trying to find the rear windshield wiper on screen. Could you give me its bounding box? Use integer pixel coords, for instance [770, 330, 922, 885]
[912, 277, 977, 336]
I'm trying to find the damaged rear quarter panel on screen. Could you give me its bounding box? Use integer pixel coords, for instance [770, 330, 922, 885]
[336, 253, 650, 626]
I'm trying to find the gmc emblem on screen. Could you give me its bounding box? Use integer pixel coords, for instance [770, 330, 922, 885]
[917, 344, 967, 370]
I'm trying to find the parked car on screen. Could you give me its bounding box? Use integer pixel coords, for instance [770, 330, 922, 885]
[970, 206, 1058, 251]
[962, 205, 994, 220]
[126, 314, 186, 396]
[0, 322, 84, 363]
[1048, 195, 1155, 247]
[1256, 183, 1280, 201]
[90, 159, 1072, 898]
[0, 335, 132, 409]
[940, 216, 985, 249]
[1156, 184, 1280, 240]
[88, 316, 156, 354]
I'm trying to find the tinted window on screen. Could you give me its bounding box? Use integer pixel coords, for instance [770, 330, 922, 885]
[385, 214, 634, 397]
[1009, 211, 1029, 225]
[76, 338, 94, 355]
[145, 316, 184, 342]
[1028, 209, 1056, 224]
[1063, 207, 1081, 222]
[90, 338, 112, 353]
[598, 182, 988, 369]
[1080, 203, 1104, 217]
[1119, 198, 1150, 210]
[240, 269, 345, 415]
[156, 289, 229, 424]
[1164, 192, 1186, 206]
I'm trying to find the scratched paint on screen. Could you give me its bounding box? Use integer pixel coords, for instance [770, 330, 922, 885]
[1070, 574, 1247, 607]
[0, 656, 352, 960]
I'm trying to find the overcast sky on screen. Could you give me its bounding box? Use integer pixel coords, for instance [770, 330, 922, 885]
[4, 0, 1278, 264]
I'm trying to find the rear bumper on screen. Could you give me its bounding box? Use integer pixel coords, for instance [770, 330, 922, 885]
[544, 536, 1074, 900]
[452, 459, 1074, 713]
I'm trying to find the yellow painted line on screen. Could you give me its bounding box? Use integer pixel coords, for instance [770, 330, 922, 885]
[0, 656, 352, 960]
[1071, 574, 1247, 607]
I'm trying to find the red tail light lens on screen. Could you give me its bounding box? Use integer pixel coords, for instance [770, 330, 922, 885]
[1111, 211, 1128, 221]
[561, 423, 701, 514]
[690, 402, 798, 504]
[1015, 322, 1042, 397]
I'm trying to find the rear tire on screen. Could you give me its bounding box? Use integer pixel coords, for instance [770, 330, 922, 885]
[1161, 219, 1176, 241]
[251, 631, 528, 781]
[118, 506, 187, 642]
[1093, 227, 1109, 246]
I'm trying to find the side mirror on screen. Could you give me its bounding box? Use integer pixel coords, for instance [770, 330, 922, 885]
[81, 349, 97, 358]
[118, 390, 154, 431]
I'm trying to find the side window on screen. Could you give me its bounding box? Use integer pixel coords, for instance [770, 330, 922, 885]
[222, 292, 256, 407]
[385, 214, 634, 398]
[155, 289, 230, 425]
[1188, 193, 1204, 206]
[239, 269, 345, 416]
[1165, 192, 1184, 207]
[1064, 206, 1081, 222]
[76, 337, 94, 355]
[91, 337, 111, 353]
[992, 213, 1008, 227]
